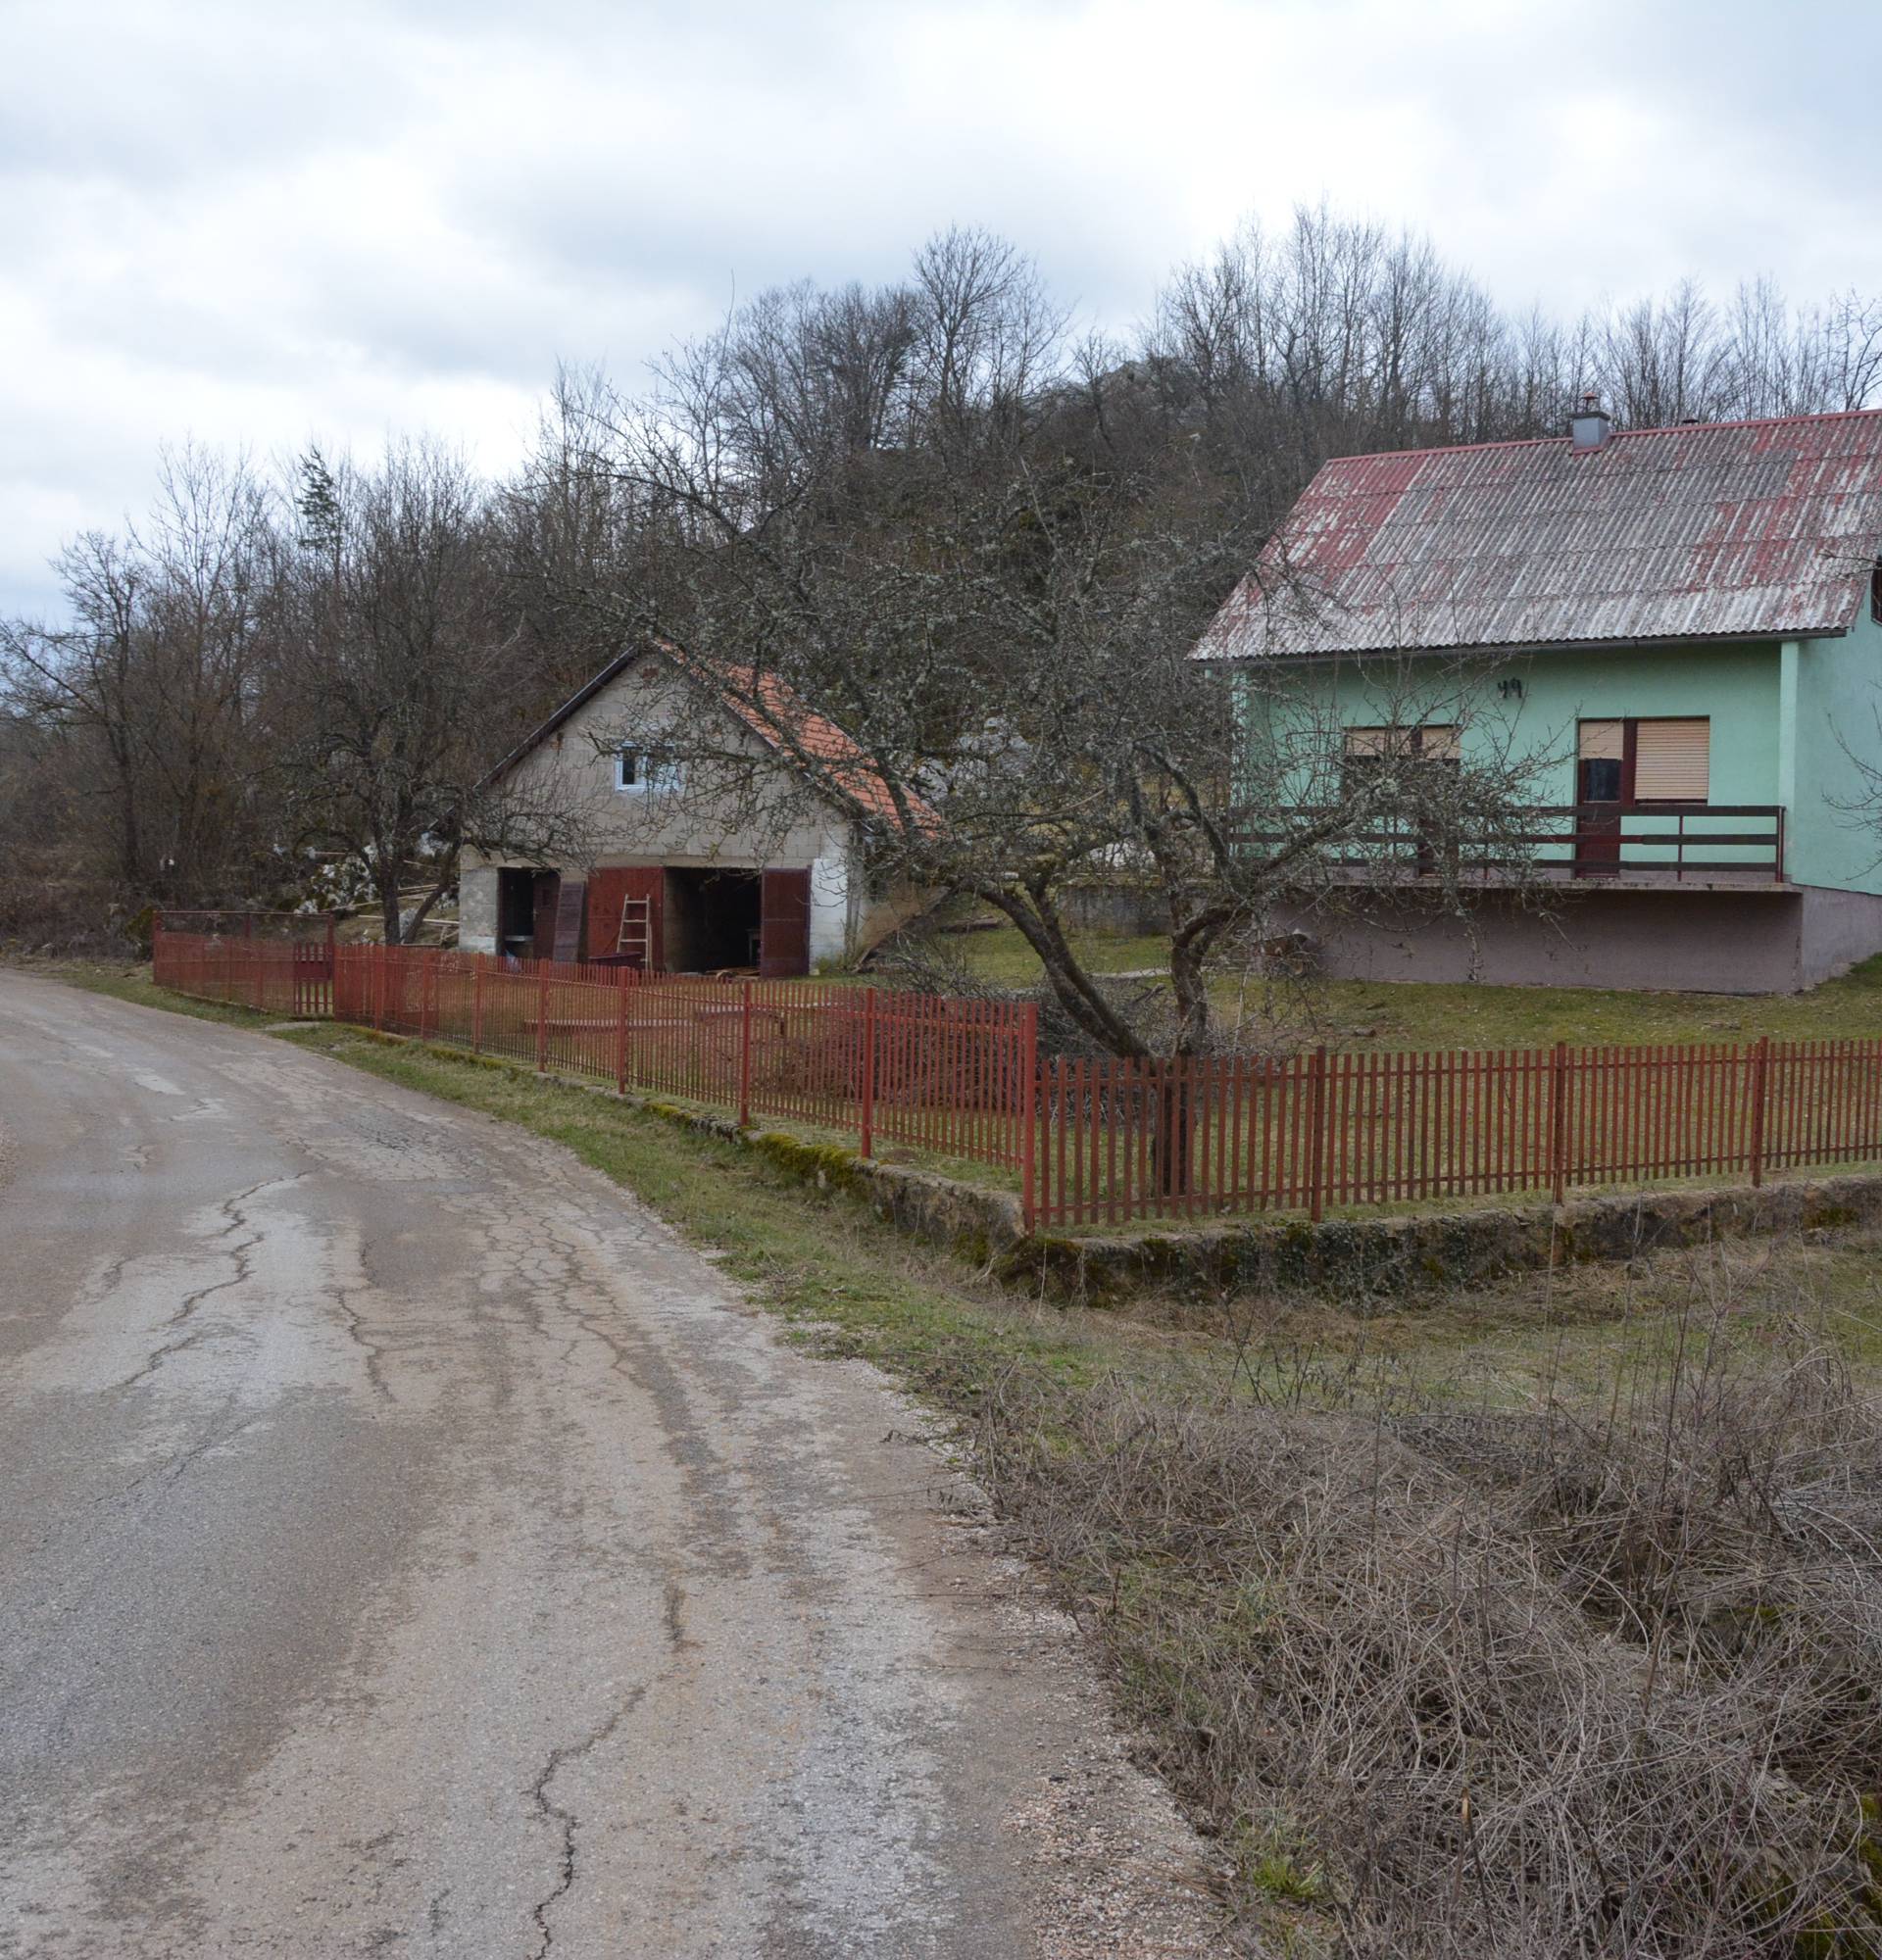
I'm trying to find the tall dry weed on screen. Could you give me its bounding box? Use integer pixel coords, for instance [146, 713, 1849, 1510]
[980, 1270, 1882, 1954]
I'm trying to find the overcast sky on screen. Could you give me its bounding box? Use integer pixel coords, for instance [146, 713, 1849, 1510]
[5, 0, 1879, 620]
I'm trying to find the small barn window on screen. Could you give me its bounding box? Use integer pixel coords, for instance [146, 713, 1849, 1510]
[616, 745, 681, 794]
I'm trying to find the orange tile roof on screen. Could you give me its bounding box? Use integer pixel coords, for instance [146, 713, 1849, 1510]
[660, 645, 935, 833]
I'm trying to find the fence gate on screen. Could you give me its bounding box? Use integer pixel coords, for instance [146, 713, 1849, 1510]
[292, 937, 334, 1017]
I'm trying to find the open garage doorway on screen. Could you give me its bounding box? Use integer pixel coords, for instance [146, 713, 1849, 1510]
[664, 868, 764, 973]
[497, 867, 561, 960]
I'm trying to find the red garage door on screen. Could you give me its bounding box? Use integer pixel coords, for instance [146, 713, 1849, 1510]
[586, 866, 666, 970]
[758, 868, 811, 978]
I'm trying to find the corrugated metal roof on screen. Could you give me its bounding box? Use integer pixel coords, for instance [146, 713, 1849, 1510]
[1194, 410, 1882, 661]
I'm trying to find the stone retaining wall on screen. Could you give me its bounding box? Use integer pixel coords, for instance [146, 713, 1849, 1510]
[1004, 1175, 1882, 1302]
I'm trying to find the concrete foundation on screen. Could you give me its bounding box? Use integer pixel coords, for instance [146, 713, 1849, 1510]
[1796, 886, 1882, 985]
[1276, 884, 1882, 994]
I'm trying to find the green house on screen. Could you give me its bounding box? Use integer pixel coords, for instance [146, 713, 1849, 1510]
[1195, 404, 1882, 992]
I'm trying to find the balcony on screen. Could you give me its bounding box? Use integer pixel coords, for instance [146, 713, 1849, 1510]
[1228, 803, 1788, 889]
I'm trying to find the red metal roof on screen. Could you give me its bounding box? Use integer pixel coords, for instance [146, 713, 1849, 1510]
[1194, 410, 1882, 661]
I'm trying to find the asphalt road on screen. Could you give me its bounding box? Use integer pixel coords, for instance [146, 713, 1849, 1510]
[0, 972, 1220, 1959]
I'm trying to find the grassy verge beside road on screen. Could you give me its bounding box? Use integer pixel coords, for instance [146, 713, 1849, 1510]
[34, 956, 1882, 1954]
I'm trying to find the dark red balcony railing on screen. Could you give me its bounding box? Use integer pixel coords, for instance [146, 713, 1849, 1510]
[1228, 803, 1787, 883]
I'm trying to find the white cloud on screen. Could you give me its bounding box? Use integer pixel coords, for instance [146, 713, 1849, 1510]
[5, 0, 1880, 616]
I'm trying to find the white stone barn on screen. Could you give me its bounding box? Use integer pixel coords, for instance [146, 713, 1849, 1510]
[460, 645, 924, 975]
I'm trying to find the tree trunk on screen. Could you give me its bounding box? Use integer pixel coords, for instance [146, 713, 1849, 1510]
[1161, 910, 1235, 1193]
[1154, 1064, 1194, 1200]
[377, 856, 404, 946]
[983, 885, 1151, 1060]
[1168, 932, 1215, 1059]
[403, 874, 453, 943]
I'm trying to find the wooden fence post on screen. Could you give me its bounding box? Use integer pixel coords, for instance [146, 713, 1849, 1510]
[472, 962, 484, 1054]
[1750, 1035, 1771, 1188]
[535, 962, 549, 1073]
[616, 973, 629, 1096]
[859, 985, 877, 1158]
[325, 913, 337, 1019]
[1550, 1041, 1569, 1206]
[738, 981, 754, 1129]
[1019, 1002, 1039, 1234]
[1307, 1045, 1328, 1223]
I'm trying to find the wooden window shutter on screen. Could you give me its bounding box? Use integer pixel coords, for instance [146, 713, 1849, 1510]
[1578, 719, 1625, 761]
[1634, 718, 1709, 802]
[1344, 726, 1391, 758]
[1416, 723, 1461, 760]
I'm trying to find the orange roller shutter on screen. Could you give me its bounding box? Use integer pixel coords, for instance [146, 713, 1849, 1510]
[1634, 718, 1709, 801]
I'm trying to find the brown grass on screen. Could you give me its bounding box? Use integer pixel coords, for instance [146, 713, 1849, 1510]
[981, 1267, 1882, 1955]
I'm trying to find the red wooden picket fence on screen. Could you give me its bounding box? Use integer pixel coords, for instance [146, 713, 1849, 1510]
[151, 921, 1882, 1233]
[1032, 1040, 1882, 1226]
[328, 944, 1037, 1185]
[152, 912, 336, 1017]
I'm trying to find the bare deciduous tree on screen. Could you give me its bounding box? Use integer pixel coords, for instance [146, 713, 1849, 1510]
[283, 442, 597, 944]
[570, 233, 1553, 1062]
[1, 445, 282, 904]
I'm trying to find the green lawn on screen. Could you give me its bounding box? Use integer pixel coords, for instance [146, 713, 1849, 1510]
[948, 926, 1175, 987]
[950, 923, 1882, 1050]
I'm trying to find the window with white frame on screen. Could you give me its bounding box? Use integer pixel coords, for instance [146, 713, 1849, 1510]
[615, 744, 682, 795]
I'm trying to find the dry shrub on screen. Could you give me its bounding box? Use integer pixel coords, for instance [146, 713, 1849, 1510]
[979, 1294, 1882, 1955]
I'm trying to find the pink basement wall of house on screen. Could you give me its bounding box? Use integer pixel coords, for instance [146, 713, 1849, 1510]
[1274, 887, 1882, 995]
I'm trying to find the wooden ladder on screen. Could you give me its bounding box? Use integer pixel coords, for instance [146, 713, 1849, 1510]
[616, 897, 652, 968]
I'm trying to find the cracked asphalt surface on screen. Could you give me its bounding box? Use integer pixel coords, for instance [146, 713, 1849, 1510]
[0, 973, 1224, 1959]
